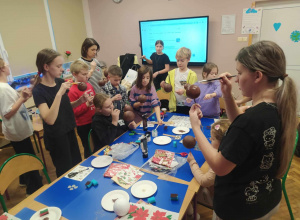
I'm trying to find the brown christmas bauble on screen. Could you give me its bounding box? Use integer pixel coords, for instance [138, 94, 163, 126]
[98, 78, 107, 87]
[138, 94, 147, 103]
[123, 104, 134, 112]
[184, 83, 190, 90]
[183, 135, 196, 149]
[186, 85, 201, 99]
[164, 83, 172, 93]
[78, 82, 87, 91]
[123, 110, 135, 122]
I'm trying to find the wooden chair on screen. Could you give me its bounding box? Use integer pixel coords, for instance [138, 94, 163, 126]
[157, 89, 170, 101]
[0, 153, 51, 212]
[88, 129, 95, 155]
[282, 130, 299, 220]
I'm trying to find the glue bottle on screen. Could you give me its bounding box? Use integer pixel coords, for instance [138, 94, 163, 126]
[140, 136, 148, 158]
[142, 113, 148, 131]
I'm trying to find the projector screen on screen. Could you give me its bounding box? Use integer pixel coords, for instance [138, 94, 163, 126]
[139, 16, 209, 66]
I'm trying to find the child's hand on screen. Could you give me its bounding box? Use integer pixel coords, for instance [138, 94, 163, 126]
[111, 109, 120, 125]
[160, 81, 165, 88]
[133, 102, 142, 109]
[112, 94, 122, 101]
[21, 87, 32, 102]
[175, 89, 184, 95]
[79, 92, 89, 104]
[189, 104, 202, 128]
[204, 93, 214, 100]
[187, 152, 195, 163]
[86, 95, 94, 107]
[153, 72, 159, 78]
[90, 60, 97, 71]
[58, 82, 71, 96]
[186, 98, 192, 103]
[128, 121, 137, 129]
[141, 55, 146, 60]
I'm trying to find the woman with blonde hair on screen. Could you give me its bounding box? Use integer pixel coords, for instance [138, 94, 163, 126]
[189, 41, 298, 220]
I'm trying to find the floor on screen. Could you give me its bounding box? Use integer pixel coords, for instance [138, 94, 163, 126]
[0, 134, 299, 219]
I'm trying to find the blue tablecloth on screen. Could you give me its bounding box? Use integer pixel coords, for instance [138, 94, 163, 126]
[99, 113, 214, 182]
[15, 207, 36, 219]
[34, 156, 189, 220]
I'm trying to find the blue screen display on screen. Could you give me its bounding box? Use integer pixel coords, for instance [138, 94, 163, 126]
[139, 16, 209, 66]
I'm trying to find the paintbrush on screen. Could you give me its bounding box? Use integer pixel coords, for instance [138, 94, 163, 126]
[198, 75, 237, 83]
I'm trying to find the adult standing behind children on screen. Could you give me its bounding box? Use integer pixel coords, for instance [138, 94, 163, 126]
[189, 41, 298, 220]
[33, 49, 86, 178]
[68, 60, 95, 158]
[0, 58, 43, 195]
[101, 65, 128, 112]
[79, 38, 103, 94]
[160, 47, 198, 115]
[141, 40, 170, 90]
[185, 62, 222, 118]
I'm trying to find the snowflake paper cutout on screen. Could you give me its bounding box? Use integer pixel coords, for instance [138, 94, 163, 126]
[290, 30, 300, 42]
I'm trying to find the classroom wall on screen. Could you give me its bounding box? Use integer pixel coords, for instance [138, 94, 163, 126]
[0, 0, 87, 76]
[88, 0, 254, 98]
[0, 0, 52, 76]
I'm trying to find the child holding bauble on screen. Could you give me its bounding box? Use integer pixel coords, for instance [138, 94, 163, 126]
[68, 60, 95, 158]
[91, 93, 137, 152]
[187, 120, 231, 219]
[129, 65, 163, 124]
[0, 58, 43, 195]
[141, 40, 170, 90]
[32, 49, 87, 177]
[160, 47, 198, 115]
[101, 65, 128, 112]
[185, 63, 222, 118]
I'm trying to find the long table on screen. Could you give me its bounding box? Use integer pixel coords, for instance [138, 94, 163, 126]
[8, 113, 215, 220]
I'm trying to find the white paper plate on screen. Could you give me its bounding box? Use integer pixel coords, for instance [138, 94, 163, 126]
[153, 136, 172, 145]
[131, 180, 157, 198]
[172, 127, 190, 135]
[91, 155, 113, 168]
[101, 190, 130, 211]
[30, 207, 62, 220]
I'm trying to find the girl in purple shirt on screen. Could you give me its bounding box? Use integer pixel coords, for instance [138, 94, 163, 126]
[129, 65, 162, 124]
[185, 63, 222, 118]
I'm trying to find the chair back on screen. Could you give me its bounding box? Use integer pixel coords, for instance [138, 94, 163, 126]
[282, 130, 299, 182]
[88, 129, 95, 154]
[281, 130, 298, 220]
[0, 153, 51, 212]
[157, 89, 170, 101]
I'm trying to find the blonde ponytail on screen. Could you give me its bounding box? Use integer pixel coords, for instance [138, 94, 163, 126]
[275, 77, 298, 178]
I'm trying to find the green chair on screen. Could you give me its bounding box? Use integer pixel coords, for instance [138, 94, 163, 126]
[0, 153, 51, 212]
[88, 129, 94, 155]
[282, 130, 298, 220]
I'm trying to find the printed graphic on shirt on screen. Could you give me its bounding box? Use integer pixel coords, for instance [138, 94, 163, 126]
[19, 105, 30, 121]
[245, 181, 259, 202]
[260, 152, 274, 170]
[245, 175, 274, 202]
[263, 127, 276, 149]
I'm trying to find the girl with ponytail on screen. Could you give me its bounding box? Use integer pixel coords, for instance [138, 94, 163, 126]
[32, 48, 88, 177]
[189, 41, 297, 220]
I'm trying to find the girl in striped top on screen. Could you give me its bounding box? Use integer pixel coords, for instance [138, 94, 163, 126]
[129, 65, 163, 125]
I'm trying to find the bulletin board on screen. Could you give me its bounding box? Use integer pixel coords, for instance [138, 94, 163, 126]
[252, 1, 300, 115]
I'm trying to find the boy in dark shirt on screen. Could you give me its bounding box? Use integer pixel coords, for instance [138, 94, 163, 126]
[91, 93, 136, 152]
